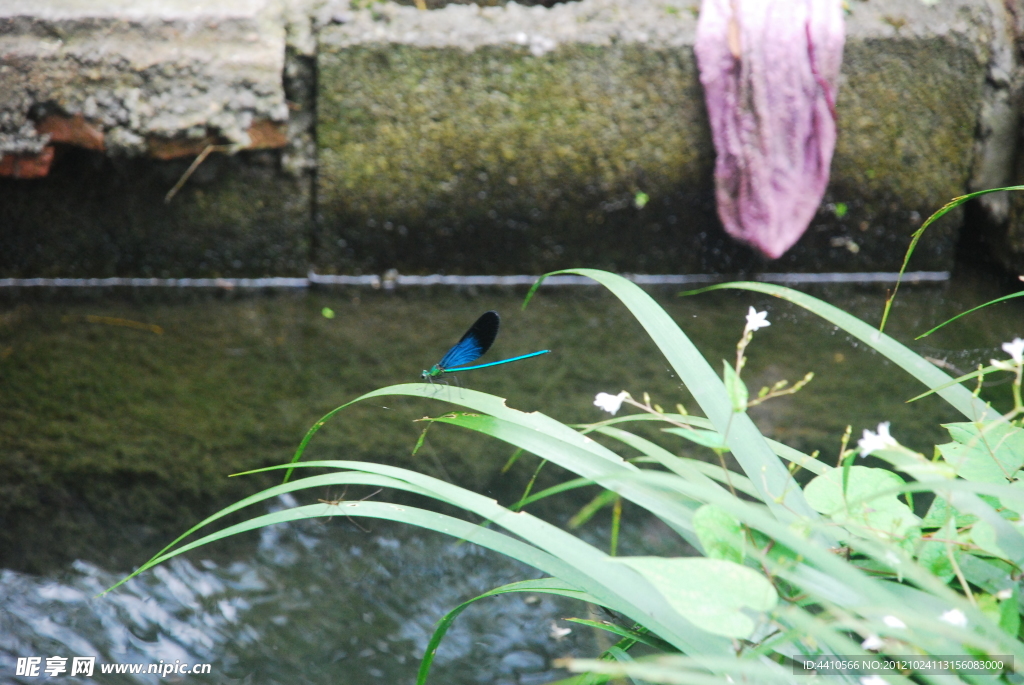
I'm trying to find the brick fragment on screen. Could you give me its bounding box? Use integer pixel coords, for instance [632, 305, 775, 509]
[0, 147, 55, 178]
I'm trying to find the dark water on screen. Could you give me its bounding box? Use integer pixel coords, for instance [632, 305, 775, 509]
[0, 271, 1021, 683]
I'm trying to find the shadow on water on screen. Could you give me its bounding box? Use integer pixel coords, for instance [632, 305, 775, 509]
[0, 263, 1021, 683]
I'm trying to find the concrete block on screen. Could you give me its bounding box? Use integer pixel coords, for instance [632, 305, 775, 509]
[0, 0, 290, 159]
[0, 0, 312, 278]
[315, 0, 1001, 274]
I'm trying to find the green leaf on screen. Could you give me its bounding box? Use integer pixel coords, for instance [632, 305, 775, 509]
[722, 361, 748, 413]
[1000, 588, 1020, 637]
[869, 445, 957, 482]
[977, 593, 1002, 626]
[662, 427, 728, 450]
[970, 520, 1010, 560]
[921, 495, 976, 529]
[804, 466, 921, 543]
[612, 557, 777, 638]
[563, 618, 679, 652]
[938, 421, 1024, 484]
[692, 505, 744, 563]
[915, 518, 957, 584]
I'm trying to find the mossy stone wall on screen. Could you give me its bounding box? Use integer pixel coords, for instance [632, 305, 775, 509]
[316, 41, 724, 275]
[316, 4, 989, 275]
[0, 0, 1012, 277]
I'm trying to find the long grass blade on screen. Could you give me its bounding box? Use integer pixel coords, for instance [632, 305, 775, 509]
[511, 477, 597, 510]
[167, 459, 734, 655]
[581, 414, 828, 476]
[681, 282, 998, 422]
[416, 578, 600, 685]
[525, 269, 820, 526]
[877, 185, 1024, 332]
[906, 364, 997, 403]
[916, 291, 1024, 339]
[593, 426, 757, 499]
[564, 618, 679, 652]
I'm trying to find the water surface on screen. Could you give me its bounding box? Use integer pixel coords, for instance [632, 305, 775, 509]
[1, 271, 1021, 683]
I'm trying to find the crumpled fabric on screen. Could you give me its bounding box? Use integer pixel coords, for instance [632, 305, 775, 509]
[695, 0, 844, 259]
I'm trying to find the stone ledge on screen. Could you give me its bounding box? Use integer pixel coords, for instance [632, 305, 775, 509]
[0, 0, 289, 163]
[314, 0, 1011, 274]
[0, 0, 1022, 276]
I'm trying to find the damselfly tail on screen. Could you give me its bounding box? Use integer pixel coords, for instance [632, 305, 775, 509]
[444, 349, 551, 373]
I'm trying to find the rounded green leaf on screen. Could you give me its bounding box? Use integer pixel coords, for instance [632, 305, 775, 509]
[693, 504, 745, 563]
[613, 557, 777, 638]
[970, 520, 1010, 560]
[804, 465, 920, 543]
[939, 422, 1024, 484]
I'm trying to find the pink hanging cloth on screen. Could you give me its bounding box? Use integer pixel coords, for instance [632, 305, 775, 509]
[695, 0, 845, 259]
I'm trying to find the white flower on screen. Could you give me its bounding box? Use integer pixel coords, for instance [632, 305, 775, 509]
[992, 338, 1024, 370]
[996, 588, 1013, 600]
[860, 677, 888, 685]
[549, 622, 572, 640]
[861, 634, 884, 650]
[858, 422, 898, 457]
[594, 391, 628, 415]
[744, 306, 771, 333]
[1002, 338, 1024, 365]
[940, 608, 967, 627]
[882, 615, 906, 629]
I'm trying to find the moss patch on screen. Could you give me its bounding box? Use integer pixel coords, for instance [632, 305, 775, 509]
[316, 41, 726, 274]
[316, 27, 983, 273]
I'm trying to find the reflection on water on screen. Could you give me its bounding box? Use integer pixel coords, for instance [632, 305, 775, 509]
[0, 269, 1021, 683]
[3, 494, 657, 684]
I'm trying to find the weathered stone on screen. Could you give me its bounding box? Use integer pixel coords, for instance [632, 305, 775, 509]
[317, 2, 723, 275]
[145, 121, 289, 161]
[247, 119, 290, 150]
[0, 0, 310, 277]
[0, 148, 310, 277]
[814, 0, 995, 272]
[0, 0, 290, 160]
[967, 0, 1020, 225]
[146, 136, 223, 162]
[0, 0, 1017, 276]
[36, 114, 105, 151]
[996, 0, 1024, 275]
[315, 0, 1000, 274]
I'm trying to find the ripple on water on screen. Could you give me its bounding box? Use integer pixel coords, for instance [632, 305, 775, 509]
[0, 497, 621, 684]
